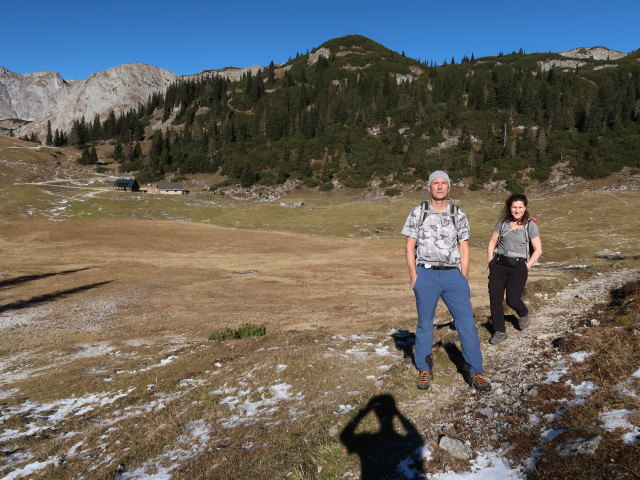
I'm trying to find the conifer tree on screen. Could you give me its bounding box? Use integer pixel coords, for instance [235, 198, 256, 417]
[46, 121, 53, 146]
[113, 141, 123, 161]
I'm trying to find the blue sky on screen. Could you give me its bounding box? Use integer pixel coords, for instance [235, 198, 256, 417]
[4, 0, 639, 79]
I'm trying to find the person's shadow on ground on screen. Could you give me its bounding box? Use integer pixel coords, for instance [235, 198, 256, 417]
[391, 330, 416, 366]
[340, 394, 424, 479]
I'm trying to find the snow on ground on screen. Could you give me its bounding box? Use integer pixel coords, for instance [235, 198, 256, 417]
[0, 388, 135, 442]
[568, 351, 591, 362]
[0, 269, 638, 478]
[0, 307, 53, 330]
[599, 410, 640, 444]
[431, 451, 525, 479]
[542, 359, 568, 383]
[1, 456, 59, 480]
[119, 419, 212, 480]
[217, 382, 305, 428]
[397, 446, 433, 478]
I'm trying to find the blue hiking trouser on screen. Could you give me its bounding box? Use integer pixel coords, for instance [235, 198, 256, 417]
[413, 266, 484, 376]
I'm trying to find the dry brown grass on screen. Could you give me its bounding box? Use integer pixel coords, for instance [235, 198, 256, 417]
[498, 279, 640, 480]
[1, 136, 640, 478]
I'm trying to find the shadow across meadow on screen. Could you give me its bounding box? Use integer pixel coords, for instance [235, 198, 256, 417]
[0, 281, 112, 313]
[0, 267, 94, 290]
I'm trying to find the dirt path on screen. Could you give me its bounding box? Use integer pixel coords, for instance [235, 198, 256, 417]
[397, 268, 639, 467]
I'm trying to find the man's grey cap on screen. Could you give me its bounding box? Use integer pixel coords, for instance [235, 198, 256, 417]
[428, 170, 450, 187]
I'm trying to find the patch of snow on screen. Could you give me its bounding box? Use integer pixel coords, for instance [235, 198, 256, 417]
[218, 382, 304, 428]
[0, 456, 59, 480]
[374, 345, 392, 356]
[334, 404, 355, 415]
[119, 419, 212, 479]
[0, 388, 20, 400]
[0, 388, 135, 441]
[543, 360, 568, 383]
[599, 409, 640, 444]
[397, 445, 432, 478]
[177, 378, 206, 388]
[432, 451, 525, 479]
[568, 351, 591, 362]
[569, 381, 597, 403]
[0, 307, 53, 330]
[541, 428, 567, 442]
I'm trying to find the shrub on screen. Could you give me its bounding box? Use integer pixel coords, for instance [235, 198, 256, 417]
[208, 328, 237, 341]
[236, 323, 266, 338]
[303, 177, 319, 188]
[208, 323, 266, 341]
[530, 164, 552, 182]
[396, 173, 417, 184]
[506, 178, 525, 194]
[319, 182, 334, 191]
[384, 187, 402, 197]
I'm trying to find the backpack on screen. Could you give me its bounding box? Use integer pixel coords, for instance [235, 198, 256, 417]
[497, 217, 537, 260]
[417, 201, 460, 242]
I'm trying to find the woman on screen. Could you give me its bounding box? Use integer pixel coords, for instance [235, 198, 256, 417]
[486, 193, 542, 344]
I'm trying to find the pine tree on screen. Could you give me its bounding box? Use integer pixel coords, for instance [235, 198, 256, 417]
[113, 141, 123, 161]
[46, 121, 53, 146]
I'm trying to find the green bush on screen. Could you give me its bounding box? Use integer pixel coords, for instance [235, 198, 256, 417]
[208, 323, 266, 341]
[530, 164, 552, 182]
[319, 182, 334, 191]
[384, 187, 402, 196]
[506, 178, 525, 194]
[396, 173, 417, 184]
[136, 169, 164, 184]
[208, 328, 237, 341]
[236, 323, 266, 338]
[303, 177, 319, 187]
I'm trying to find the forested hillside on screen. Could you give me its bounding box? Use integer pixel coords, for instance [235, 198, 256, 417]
[55, 35, 640, 191]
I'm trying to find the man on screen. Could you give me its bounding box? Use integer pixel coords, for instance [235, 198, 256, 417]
[402, 170, 490, 392]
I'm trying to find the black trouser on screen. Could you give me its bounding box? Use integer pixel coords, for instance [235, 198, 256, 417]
[488, 258, 528, 333]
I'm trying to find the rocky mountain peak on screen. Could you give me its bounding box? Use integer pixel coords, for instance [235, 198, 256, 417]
[5, 63, 179, 138]
[0, 67, 68, 122]
[560, 47, 627, 61]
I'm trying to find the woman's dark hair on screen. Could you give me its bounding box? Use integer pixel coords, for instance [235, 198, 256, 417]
[502, 193, 529, 224]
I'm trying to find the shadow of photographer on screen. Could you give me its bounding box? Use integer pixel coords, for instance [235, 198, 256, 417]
[340, 394, 425, 479]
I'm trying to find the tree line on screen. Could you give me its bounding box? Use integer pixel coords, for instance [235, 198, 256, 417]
[58, 37, 640, 190]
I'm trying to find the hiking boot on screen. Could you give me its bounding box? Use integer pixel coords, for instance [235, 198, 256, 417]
[470, 374, 492, 393]
[519, 315, 530, 330]
[489, 331, 508, 344]
[416, 370, 432, 390]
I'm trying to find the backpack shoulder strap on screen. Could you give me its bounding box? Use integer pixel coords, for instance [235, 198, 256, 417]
[498, 219, 507, 238]
[417, 201, 430, 229]
[449, 203, 459, 240]
[524, 218, 532, 243]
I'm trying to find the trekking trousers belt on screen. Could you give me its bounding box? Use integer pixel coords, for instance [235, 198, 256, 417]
[417, 263, 459, 270]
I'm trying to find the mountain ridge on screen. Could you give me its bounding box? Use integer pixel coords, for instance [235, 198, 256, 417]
[2, 36, 636, 139]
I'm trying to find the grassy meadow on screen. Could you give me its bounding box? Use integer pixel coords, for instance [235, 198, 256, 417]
[0, 134, 639, 479]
